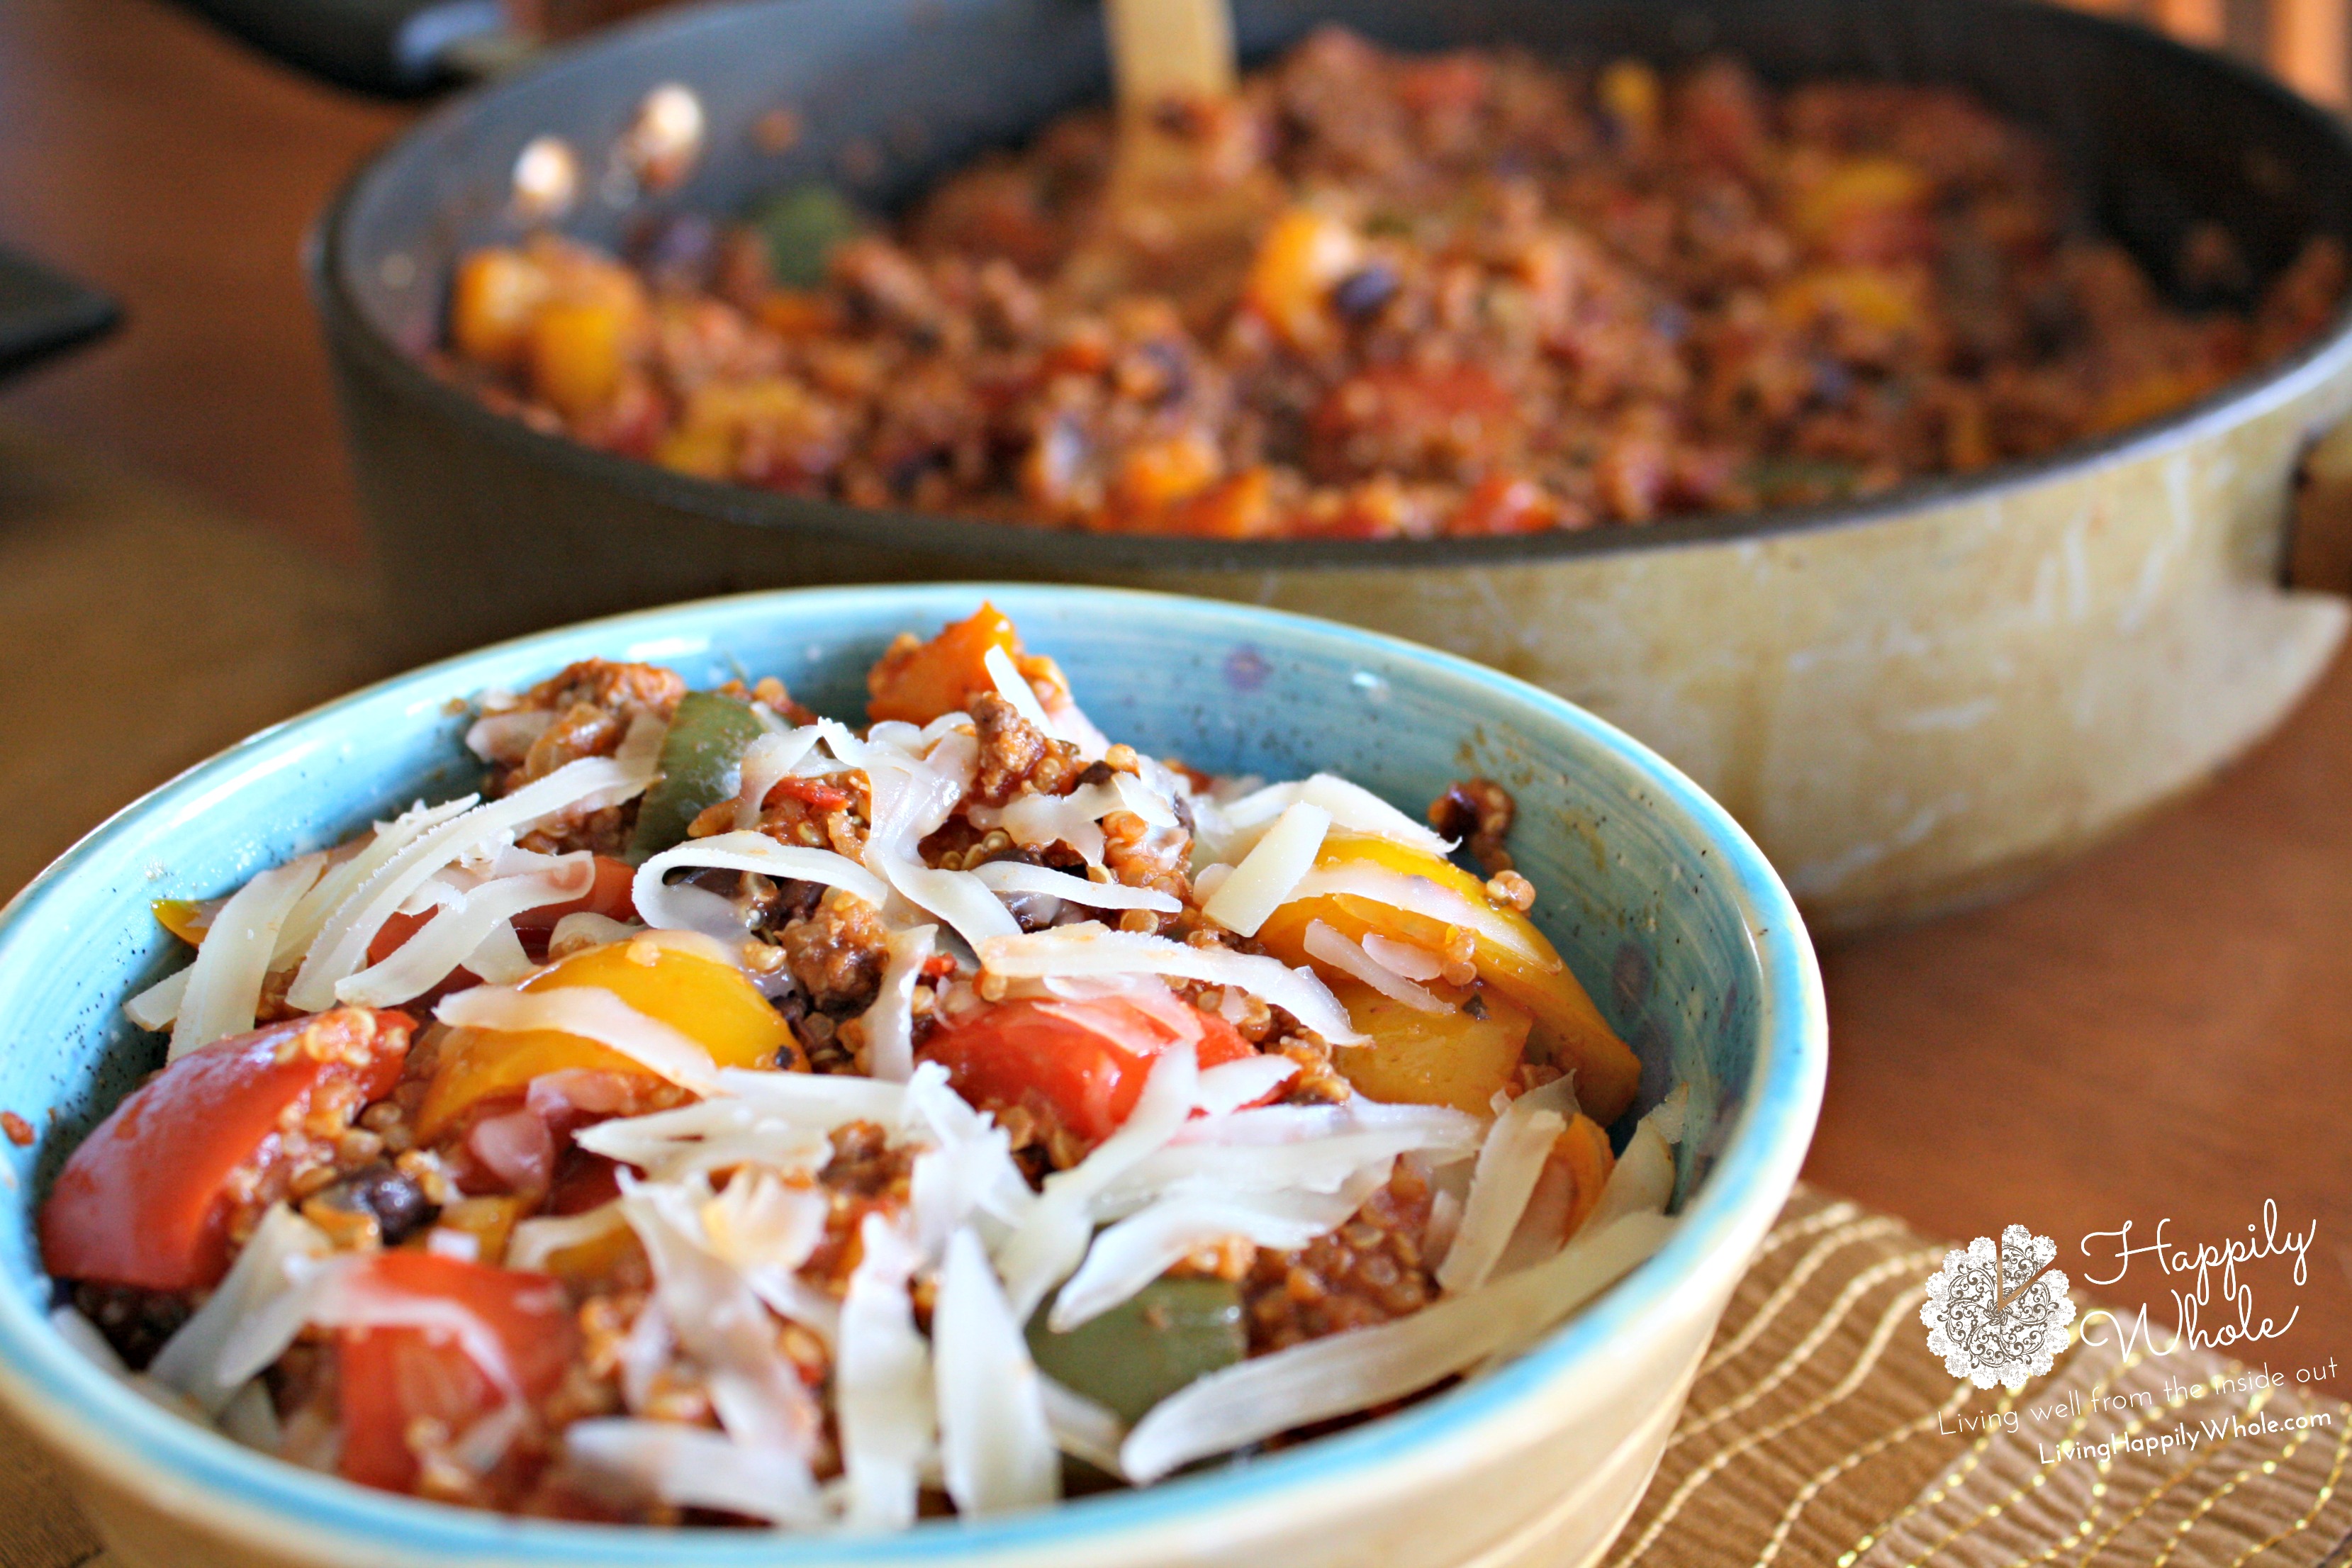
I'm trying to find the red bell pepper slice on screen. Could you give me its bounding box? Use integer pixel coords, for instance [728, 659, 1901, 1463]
[919, 993, 1258, 1146]
[39, 1007, 413, 1293]
[335, 1250, 578, 1494]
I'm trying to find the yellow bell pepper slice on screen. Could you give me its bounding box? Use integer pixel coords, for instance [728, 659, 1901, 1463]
[527, 298, 634, 420]
[429, 1195, 528, 1265]
[1327, 978, 1533, 1115]
[540, 1219, 644, 1286]
[418, 939, 792, 1141]
[152, 897, 216, 947]
[1257, 834, 1640, 1124]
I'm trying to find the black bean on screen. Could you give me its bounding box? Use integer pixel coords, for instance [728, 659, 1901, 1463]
[1138, 340, 1192, 405]
[1331, 264, 1399, 321]
[626, 211, 719, 291]
[336, 1163, 437, 1246]
[1809, 355, 1854, 407]
[72, 1281, 191, 1372]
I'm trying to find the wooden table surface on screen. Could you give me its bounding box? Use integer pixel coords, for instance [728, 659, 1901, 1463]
[4, 0, 2345, 1392]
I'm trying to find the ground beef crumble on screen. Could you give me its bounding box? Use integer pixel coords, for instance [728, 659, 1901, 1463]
[778, 886, 894, 1009]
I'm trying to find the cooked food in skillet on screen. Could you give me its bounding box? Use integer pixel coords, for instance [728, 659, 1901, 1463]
[441, 30, 2343, 539]
[43, 607, 1676, 1525]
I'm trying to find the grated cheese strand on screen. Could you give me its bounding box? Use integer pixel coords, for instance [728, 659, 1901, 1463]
[170, 858, 326, 1059]
[935, 1226, 1059, 1515]
[1202, 800, 1331, 938]
[289, 755, 651, 1012]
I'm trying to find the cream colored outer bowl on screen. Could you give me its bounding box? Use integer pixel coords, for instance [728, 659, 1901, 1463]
[0, 586, 1825, 1567]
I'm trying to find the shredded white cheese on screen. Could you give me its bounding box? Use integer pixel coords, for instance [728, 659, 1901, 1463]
[969, 859, 1181, 914]
[633, 831, 888, 933]
[335, 854, 595, 1007]
[620, 1177, 822, 1455]
[982, 642, 1060, 737]
[1289, 861, 1552, 968]
[835, 1214, 932, 1529]
[934, 1227, 1058, 1515]
[994, 1043, 1199, 1321]
[1191, 1055, 1299, 1117]
[979, 924, 1365, 1046]
[290, 755, 653, 1012]
[565, 1421, 824, 1525]
[507, 1205, 628, 1272]
[1362, 931, 1445, 980]
[1048, 1186, 1364, 1331]
[464, 708, 554, 764]
[1040, 1377, 1128, 1477]
[861, 924, 937, 1083]
[1302, 919, 1452, 1014]
[123, 965, 191, 1031]
[275, 797, 476, 968]
[575, 1097, 834, 1182]
[732, 727, 824, 829]
[171, 857, 325, 1059]
[150, 1205, 331, 1415]
[1202, 801, 1331, 938]
[1435, 1091, 1570, 1297]
[1211, 774, 1452, 859]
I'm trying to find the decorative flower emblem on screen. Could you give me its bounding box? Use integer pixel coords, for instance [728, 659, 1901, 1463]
[1921, 1223, 2076, 1390]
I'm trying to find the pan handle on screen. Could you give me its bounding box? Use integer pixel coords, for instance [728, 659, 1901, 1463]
[174, 0, 505, 95]
[2287, 416, 2352, 595]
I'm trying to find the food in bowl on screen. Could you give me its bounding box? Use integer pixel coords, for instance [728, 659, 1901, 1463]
[442, 28, 2344, 539]
[40, 606, 1679, 1527]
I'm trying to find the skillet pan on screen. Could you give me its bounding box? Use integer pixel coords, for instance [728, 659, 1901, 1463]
[314, 0, 2352, 929]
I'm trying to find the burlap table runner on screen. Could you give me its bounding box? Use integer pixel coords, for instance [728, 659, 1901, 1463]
[2, 423, 2346, 1564]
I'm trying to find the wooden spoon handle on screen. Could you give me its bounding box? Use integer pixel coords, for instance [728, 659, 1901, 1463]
[1104, 0, 1235, 111]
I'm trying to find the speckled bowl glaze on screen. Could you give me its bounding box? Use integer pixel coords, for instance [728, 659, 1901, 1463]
[0, 586, 1825, 1568]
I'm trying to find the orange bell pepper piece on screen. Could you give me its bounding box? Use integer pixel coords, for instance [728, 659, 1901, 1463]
[1242, 208, 1362, 353]
[449, 247, 552, 373]
[1551, 1112, 1617, 1241]
[866, 603, 1069, 726]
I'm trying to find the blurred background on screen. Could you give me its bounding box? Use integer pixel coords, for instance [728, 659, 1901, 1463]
[1, 0, 2346, 1397]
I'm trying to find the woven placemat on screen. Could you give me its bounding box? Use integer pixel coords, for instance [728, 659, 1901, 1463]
[1612, 1189, 2352, 1568]
[1, 425, 2346, 1565]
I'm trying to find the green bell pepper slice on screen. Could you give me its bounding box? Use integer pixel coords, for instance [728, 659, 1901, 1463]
[627, 691, 768, 862]
[752, 184, 863, 290]
[1026, 1276, 1248, 1428]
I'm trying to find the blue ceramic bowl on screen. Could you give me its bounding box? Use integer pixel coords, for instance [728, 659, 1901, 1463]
[0, 586, 1823, 1568]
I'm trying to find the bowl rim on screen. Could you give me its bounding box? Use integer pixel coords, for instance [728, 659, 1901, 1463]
[0, 583, 1826, 1563]
[311, 0, 2352, 580]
